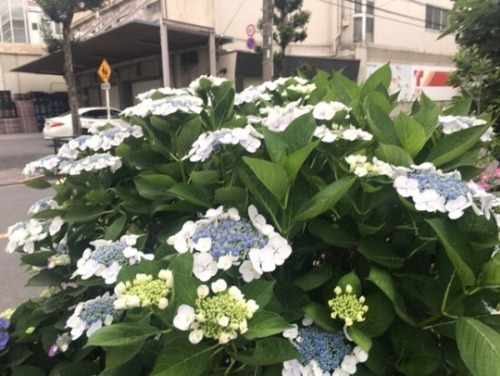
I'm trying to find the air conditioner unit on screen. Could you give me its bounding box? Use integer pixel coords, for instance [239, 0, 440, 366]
[342, 17, 350, 27]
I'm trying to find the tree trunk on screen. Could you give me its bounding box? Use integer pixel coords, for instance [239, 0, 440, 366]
[62, 10, 81, 137]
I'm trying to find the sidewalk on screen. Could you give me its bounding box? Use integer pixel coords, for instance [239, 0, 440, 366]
[0, 132, 51, 186]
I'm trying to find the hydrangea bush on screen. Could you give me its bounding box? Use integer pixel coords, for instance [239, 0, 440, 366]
[2, 65, 500, 375]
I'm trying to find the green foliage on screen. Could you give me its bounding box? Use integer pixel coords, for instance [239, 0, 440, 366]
[1, 68, 499, 376]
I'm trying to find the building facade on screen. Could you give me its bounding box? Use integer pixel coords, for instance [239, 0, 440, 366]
[17, 0, 458, 110]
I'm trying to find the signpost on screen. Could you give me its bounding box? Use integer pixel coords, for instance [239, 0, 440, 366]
[97, 59, 112, 120]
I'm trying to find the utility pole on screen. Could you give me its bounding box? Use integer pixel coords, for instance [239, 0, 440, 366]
[262, 0, 274, 81]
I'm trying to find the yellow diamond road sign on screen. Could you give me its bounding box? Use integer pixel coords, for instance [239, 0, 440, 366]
[97, 59, 111, 83]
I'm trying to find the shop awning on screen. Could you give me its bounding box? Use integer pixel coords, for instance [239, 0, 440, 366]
[12, 19, 231, 75]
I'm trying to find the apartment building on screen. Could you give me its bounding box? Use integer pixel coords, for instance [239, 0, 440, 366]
[0, 0, 65, 95]
[14, 0, 458, 109]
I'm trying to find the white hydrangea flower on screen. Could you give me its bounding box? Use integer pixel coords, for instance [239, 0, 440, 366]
[28, 197, 58, 214]
[260, 101, 313, 132]
[312, 101, 350, 121]
[6, 217, 63, 254]
[23, 155, 69, 177]
[58, 153, 122, 175]
[439, 115, 493, 142]
[235, 85, 272, 105]
[121, 94, 203, 118]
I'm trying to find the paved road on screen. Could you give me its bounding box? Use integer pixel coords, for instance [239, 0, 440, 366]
[0, 132, 54, 311]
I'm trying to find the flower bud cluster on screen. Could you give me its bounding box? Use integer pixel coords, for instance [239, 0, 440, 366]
[48, 332, 72, 357]
[314, 123, 373, 143]
[173, 279, 258, 344]
[72, 235, 154, 284]
[114, 269, 173, 310]
[328, 285, 368, 326]
[47, 253, 71, 269]
[283, 318, 368, 376]
[345, 154, 392, 177]
[167, 205, 292, 282]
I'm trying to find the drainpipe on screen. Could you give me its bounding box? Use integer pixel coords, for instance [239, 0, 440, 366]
[160, 0, 171, 87]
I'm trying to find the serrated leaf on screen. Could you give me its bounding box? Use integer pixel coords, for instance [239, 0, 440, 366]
[86, 324, 160, 347]
[26, 270, 64, 287]
[243, 311, 293, 340]
[151, 339, 213, 376]
[374, 144, 413, 167]
[394, 113, 427, 157]
[21, 251, 54, 267]
[428, 124, 491, 167]
[426, 218, 476, 289]
[285, 140, 320, 183]
[346, 326, 372, 352]
[104, 341, 144, 370]
[366, 101, 399, 145]
[134, 174, 177, 200]
[104, 215, 127, 240]
[168, 183, 212, 208]
[456, 318, 500, 376]
[242, 157, 289, 206]
[231, 337, 300, 366]
[294, 265, 332, 291]
[302, 302, 340, 332]
[358, 237, 403, 269]
[240, 279, 275, 309]
[293, 176, 356, 222]
[478, 253, 500, 288]
[367, 266, 413, 324]
[213, 186, 247, 207]
[63, 205, 105, 223]
[24, 177, 52, 189]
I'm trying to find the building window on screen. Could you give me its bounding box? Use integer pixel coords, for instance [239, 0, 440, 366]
[353, 0, 374, 43]
[147, 0, 161, 14]
[32, 22, 38, 30]
[425, 5, 449, 31]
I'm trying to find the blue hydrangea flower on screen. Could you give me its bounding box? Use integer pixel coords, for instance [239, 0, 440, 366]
[167, 206, 292, 282]
[283, 320, 368, 375]
[66, 292, 122, 340]
[0, 317, 10, 351]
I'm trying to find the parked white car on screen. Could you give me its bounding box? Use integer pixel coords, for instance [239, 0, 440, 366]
[43, 107, 127, 139]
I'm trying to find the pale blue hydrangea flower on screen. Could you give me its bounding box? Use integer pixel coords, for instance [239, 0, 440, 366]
[392, 163, 498, 220]
[28, 197, 58, 214]
[0, 317, 10, 351]
[260, 101, 313, 132]
[183, 125, 263, 162]
[66, 292, 122, 340]
[121, 95, 203, 118]
[439, 115, 493, 142]
[72, 235, 154, 284]
[6, 217, 64, 254]
[23, 155, 70, 176]
[58, 153, 122, 175]
[167, 206, 292, 282]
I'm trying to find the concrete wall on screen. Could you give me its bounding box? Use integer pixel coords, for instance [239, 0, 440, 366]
[0, 54, 66, 94]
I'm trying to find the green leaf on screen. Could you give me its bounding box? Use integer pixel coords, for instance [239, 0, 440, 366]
[367, 266, 413, 324]
[26, 270, 64, 287]
[189, 170, 219, 185]
[361, 63, 391, 98]
[213, 186, 247, 207]
[63, 205, 105, 223]
[426, 218, 476, 289]
[457, 318, 500, 376]
[366, 100, 399, 145]
[285, 140, 320, 183]
[12, 366, 44, 376]
[86, 324, 160, 347]
[135, 174, 177, 200]
[243, 157, 290, 206]
[443, 98, 472, 116]
[358, 237, 404, 269]
[172, 273, 199, 307]
[279, 113, 317, 153]
[374, 144, 413, 167]
[104, 215, 127, 240]
[231, 337, 300, 366]
[302, 302, 340, 332]
[358, 292, 395, 337]
[346, 326, 372, 352]
[21, 251, 54, 267]
[478, 253, 500, 288]
[127, 149, 170, 169]
[213, 83, 235, 126]
[293, 176, 356, 222]
[24, 178, 51, 189]
[427, 124, 491, 167]
[294, 265, 332, 291]
[308, 219, 357, 247]
[413, 102, 440, 139]
[244, 311, 293, 340]
[105, 341, 144, 370]
[240, 279, 275, 309]
[175, 117, 201, 157]
[394, 113, 427, 157]
[49, 361, 101, 376]
[151, 339, 213, 376]
[168, 183, 212, 208]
